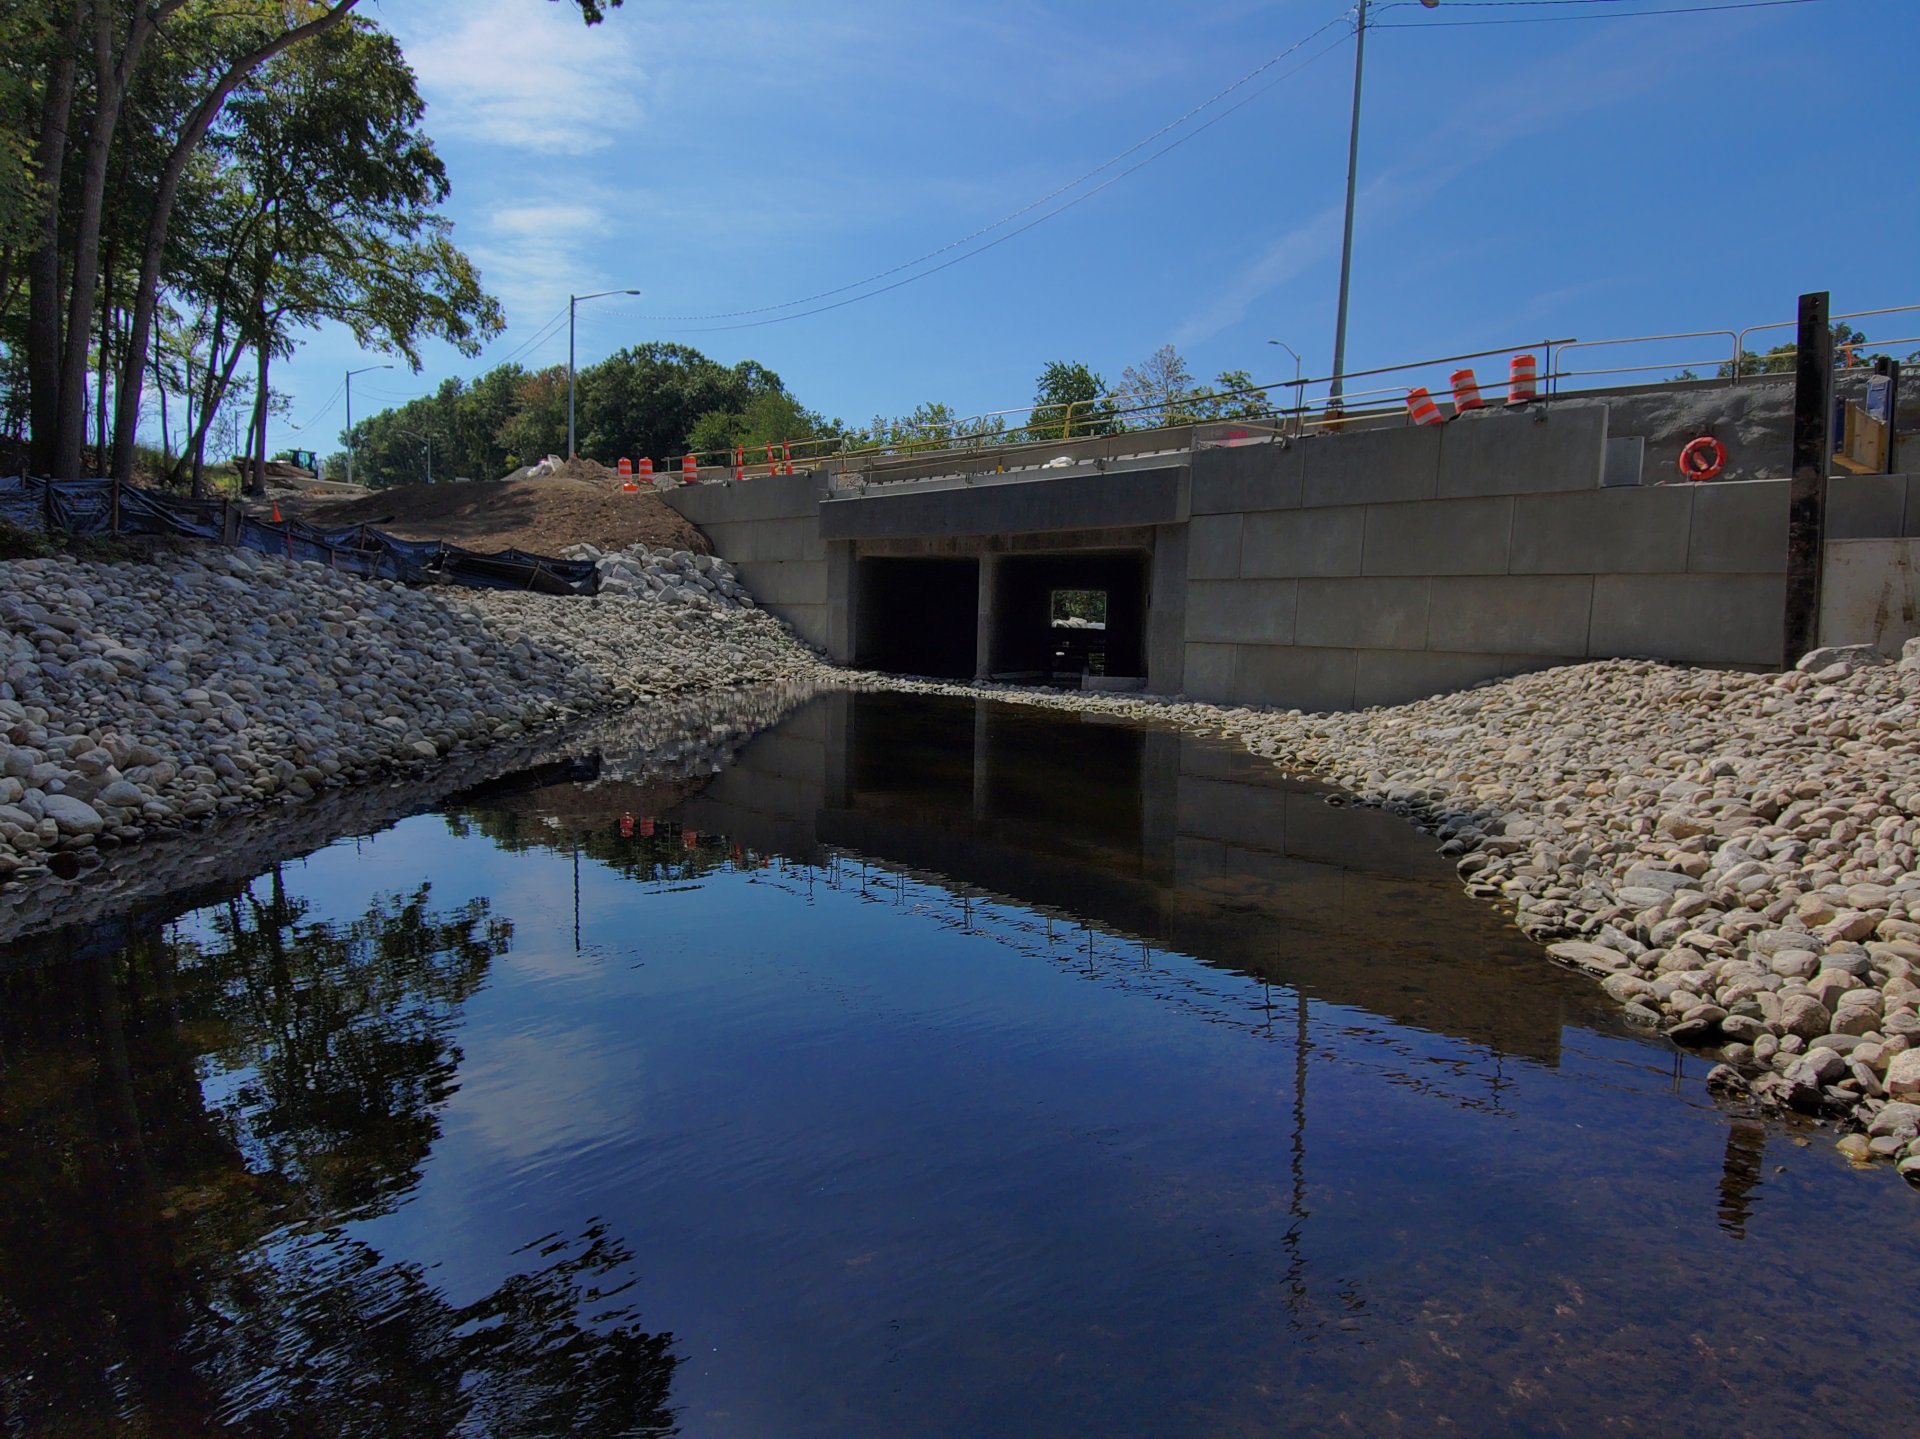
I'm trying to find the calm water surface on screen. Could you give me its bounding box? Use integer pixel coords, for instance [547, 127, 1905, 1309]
[4, 691, 1918, 1437]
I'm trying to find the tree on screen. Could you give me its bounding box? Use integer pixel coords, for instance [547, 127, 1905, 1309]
[1188, 368, 1275, 422]
[216, 19, 501, 493]
[6, 0, 620, 483]
[1025, 360, 1116, 441]
[1119, 343, 1198, 428]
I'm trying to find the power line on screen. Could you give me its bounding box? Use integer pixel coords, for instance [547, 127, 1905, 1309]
[287, 379, 344, 433]
[1373, 0, 1830, 26]
[674, 30, 1354, 334]
[636, 6, 1355, 324]
[491, 305, 570, 367]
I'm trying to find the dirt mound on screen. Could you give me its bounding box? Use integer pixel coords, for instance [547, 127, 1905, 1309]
[297, 475, 709, 557]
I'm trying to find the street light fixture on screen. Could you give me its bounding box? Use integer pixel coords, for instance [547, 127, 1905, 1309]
[344, 363, 393, 487]
[1266, 340, 1304, 438]
[568, 288, 642, 460]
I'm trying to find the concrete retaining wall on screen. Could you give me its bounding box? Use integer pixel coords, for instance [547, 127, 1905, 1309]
[1181, 409, 1807, 710]
[667, 472, 843, 654]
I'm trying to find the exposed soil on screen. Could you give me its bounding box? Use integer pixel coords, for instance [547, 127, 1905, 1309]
[295, 469, 709, 556]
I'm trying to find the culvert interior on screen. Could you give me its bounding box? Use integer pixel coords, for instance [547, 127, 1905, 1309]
[855, 557, 980, 679]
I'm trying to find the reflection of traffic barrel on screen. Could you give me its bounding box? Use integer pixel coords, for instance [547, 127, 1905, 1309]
[682, 828, 700, 849]
[640, 817, 656, 837]
[620, 812, 634, 837]
[1507, 353, 1538, 406]
[1451, 368, 1485, 414]
[1406, 387, 1445, 426]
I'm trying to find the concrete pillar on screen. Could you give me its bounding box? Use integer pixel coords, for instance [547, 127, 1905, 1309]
[973, 552, 1000, 682]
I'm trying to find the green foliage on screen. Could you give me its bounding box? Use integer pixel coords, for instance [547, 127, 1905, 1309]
[1026, 360, 1117, 440]
[346, 344, 826, 486]
[1051, 588, 1108, 625]
[1719, 322, 1879, 379]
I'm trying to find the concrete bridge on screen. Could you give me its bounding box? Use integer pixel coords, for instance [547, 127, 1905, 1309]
[666, 377, 1920, 710]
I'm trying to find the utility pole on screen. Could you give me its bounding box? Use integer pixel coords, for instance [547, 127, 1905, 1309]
[344, 363, 392, 487]
[568, 288, 641, 460]
[1328, 0, 1438, 410]
[1783, 290, 1833, 667]
[1329, 0, 1369, 412]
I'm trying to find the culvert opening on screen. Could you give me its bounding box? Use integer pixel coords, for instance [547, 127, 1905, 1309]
[855, 557, 980, 679]
[989, 551, 1148, 686]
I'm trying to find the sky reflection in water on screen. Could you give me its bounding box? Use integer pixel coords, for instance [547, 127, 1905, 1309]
[4, 691, 1918, 1437]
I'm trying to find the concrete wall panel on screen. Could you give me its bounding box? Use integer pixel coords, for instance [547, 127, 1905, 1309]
[1437, 407, 1607, 498]
[1362, 496, 1513, 576]
[738, 559, 829, 608]
[1295, 577, 1430, 650]
[1240, 506, 1366, 578]
[1186, 513, 1243, 579]
[1302, 426, 1442, 508]
[1188, 579, 1297, 645]
[1182, 642, 1236, 701]
[1828, 474, 1908, 540]
[1353, 649, 1548, 709]
[819, 464, 1186, 539]
[1231, 644, 1358, 712]
[1589, 573, 1785, 665]
[1190, 443, 1303, 514]
[1509, 486, 1693, 575]
[1148, 523, 1189, 693]
[1819, 539, 1920, 651]
[667, 471, 821, 526]
[1687, 480, 1789, 573]
[1426, 575, 1595, 656]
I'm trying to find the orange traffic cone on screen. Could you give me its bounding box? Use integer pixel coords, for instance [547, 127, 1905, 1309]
[271, 502, 282, 522]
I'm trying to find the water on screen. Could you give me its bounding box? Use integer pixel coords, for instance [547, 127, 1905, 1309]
[4, 691, 1918, 1436]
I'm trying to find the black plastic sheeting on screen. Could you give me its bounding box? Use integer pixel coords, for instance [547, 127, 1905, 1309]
[0, 476, 598, 595]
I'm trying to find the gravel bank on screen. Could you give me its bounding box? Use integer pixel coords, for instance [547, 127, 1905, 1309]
[0, 545, 829, 894]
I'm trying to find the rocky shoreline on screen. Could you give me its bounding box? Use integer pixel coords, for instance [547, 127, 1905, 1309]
[7, 542, 1919, 1183]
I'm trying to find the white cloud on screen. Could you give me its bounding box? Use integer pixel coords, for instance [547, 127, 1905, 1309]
[404, 0, 645, 154]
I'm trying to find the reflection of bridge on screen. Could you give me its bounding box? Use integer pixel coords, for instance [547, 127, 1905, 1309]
[673, 690, 1611, 1072]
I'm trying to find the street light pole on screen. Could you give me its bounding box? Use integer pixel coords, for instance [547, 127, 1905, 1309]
[1329, 0, 1368, 412]
[1266, 339, 1304, 438]
[345, 363, 392, 487]
[1328, 0, 1439, 411]
[567, 288, 642, 460]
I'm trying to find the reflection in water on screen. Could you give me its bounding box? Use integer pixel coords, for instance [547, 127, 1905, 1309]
[0, 877, 676, 1436]
[6, 689, 1920, 1435]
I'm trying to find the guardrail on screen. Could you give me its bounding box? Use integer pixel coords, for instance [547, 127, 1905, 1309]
[662, 304, 1915, 489]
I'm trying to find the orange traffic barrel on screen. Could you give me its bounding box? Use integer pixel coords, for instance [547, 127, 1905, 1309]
[1406, 387, 1445, 426]
[682, 454, 698, 485]
[1451, 368, 1485, 413]
[1507, 353, 1538, 405]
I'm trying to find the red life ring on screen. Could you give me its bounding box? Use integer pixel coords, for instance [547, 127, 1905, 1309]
[1678, 435, 1726, 481]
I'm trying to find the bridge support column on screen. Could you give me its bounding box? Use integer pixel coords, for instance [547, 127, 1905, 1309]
[973, 552, 1000, 683]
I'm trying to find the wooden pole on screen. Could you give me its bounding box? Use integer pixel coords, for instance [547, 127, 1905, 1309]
[1782, 290, 1832, 668]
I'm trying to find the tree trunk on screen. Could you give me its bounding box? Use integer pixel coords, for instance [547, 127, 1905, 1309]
[26, 4, 84, 479]
[94, 236, 116, 468]
[247, 338, 268, 497]
[56, 3, 155, 480]
[110, 0, 363, 483]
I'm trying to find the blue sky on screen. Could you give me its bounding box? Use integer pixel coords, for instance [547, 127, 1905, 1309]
[271, 0, 1918, 460]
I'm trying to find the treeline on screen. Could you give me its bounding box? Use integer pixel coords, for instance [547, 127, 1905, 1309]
[0, 0, 615, 494]
[345, 342, 1285, 487]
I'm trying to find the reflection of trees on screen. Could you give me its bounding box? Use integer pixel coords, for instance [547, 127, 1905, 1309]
[0, 873, 680, 1435]
[176, 865, 511, 1219]
[453, 803, 740, 892]
[201, 1222, 676, 1438]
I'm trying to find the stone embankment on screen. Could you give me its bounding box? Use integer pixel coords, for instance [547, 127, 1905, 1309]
[560, 541, 758, 608]
[0, 544, 828, 892]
